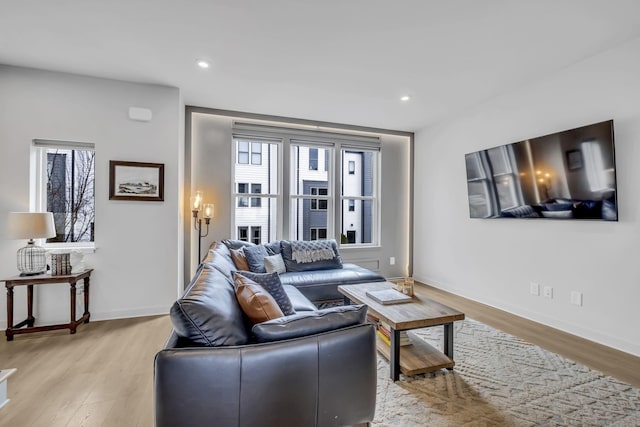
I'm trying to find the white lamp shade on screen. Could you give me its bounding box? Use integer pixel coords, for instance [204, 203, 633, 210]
[7, 212, 56, 240]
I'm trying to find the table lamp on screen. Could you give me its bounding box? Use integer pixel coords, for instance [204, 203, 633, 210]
[7, 212, 56, 276]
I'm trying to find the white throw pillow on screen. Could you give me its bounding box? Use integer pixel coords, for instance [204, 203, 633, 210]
[263, 253, 286, 274]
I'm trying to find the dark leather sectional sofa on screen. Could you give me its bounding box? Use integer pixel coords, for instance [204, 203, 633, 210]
[154, 240, 385, 427]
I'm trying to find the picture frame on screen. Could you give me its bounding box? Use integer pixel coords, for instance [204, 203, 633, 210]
[566, 149, 583, 171]
[109, 161, 164, 201]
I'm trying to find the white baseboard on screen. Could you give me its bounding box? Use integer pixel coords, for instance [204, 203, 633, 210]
[0, 305, 170, 330]
[414, 274, 640, 358]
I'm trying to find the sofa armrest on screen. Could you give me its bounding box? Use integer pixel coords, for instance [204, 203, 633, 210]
[155, 323, 377, 427]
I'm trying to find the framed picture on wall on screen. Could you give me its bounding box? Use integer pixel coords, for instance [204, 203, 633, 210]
[566, 149, 583, 171]
[109, 160, 164, 201]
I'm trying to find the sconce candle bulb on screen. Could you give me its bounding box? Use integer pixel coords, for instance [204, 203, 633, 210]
[192, 192, 213, 261]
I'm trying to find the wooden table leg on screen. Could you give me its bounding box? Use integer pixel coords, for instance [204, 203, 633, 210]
[83, 276, 90, 323]
[27, 284, 35, 327]
[5, 285, 13, 341]
[390, 328, 401, 381]
[70, 282, 77, 334]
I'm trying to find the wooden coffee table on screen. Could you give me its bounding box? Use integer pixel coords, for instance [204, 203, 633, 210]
[338, 281, 465, 381]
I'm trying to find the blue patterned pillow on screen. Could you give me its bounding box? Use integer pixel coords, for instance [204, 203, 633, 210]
[234, 271, 295, 316]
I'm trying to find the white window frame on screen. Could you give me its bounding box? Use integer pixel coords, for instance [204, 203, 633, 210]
[339, 147, 380, 247]
[230, 123, 381, 247]
[32, 139, 96, 251]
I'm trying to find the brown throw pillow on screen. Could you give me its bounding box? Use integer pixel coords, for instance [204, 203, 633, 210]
[234, 273, 284, 324]
[230, 247, 250, 271]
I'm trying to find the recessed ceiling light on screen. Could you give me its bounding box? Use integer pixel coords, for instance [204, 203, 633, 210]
[197, 60, 210, 69]
[400, 95, 411, 102]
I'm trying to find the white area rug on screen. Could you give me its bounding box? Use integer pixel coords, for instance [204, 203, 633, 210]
[374, 319, 640, 426]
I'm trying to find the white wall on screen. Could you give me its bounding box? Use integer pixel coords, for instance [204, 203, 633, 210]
[414, 36, 640, 356]
[0, 66, 183, 327]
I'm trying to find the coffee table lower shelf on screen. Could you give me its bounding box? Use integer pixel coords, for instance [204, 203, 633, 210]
[376, 331, 454, 376]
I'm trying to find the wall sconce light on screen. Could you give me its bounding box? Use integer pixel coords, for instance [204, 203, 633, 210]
[6, 212, 56, 275]
[191, 191, 214, 262]
[535, 170, 553, 200]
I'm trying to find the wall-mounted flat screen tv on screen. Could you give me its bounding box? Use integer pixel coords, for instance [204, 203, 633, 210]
[465, 120, 617, 221]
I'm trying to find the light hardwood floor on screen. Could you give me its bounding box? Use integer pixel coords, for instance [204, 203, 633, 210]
[0, 285, 638, 427]
[0, 315, 171, 427]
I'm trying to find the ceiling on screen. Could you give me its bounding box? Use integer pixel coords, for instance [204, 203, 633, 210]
[2, 1, 640, 132]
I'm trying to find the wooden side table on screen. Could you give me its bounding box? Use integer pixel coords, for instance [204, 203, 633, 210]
[2, 269, 93, 341]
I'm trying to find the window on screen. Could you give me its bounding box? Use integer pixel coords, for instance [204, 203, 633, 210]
[237, 141, 262, 165]
[251, 226, 261, 244]
[309, 148, 318, 170]
[340, 149, 378, 245]
[238, 226, 248, 241]
[251, 143, 262, 165]
[231, 131, 380, 246]
[33, 140, 95, 246]
[238, 141, 249, 164]
[290, 144, 331, 241]
[233, 139, 279, 243]
[310, 227, 327, 240]
[310, 187, 328, 210]
[237, 183, 249, 207]
[251, 183, 262, 207]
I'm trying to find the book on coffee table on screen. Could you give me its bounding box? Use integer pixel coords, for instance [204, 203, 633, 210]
[365, 288, 413, 305]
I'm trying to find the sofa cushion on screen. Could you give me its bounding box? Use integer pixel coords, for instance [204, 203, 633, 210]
[234, 273, 284, 324]
[264, 253, 286, 274]
[283, 285, 317, 312]
[251, 304, 367, 343]
[230, 247, 250, 271]
[281, 240, 343, 272]
[205, 248, 237, 283]
[235, 271, 295, 316]
[280, 263, 385, 301]
[170, 264, 249, 346]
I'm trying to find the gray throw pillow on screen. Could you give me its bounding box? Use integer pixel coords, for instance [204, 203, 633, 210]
[243, 244, 270, 273]
[251, 304, 367, 343]
[234, 271, 295, 316]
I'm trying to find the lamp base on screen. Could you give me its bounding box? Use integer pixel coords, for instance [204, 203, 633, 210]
[16, 240, 48, 276]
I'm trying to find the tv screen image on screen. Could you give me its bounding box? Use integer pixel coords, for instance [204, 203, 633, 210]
[465, 120, 617, 221]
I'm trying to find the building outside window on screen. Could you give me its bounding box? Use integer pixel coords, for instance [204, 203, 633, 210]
[251, 183, 262, 207]
[238, 226, 248, 241]
[237, 183, 249, 207]
[310, 227, 327, 240]
[33, 140, 95, 246]
[348, 160, 355, 175]
[348, 199, 355, 212]
[251, 226, 261, 244]
[309, 148, 318, 170]
[310, 187, 328, 210]
[237, 140, 263, 165]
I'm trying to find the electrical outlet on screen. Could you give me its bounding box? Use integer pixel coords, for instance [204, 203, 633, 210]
[530, 282, 540, 296]
[389, 257, 396, 265]
[543, 286, 553, 298]
[571, 291, 583, 306]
